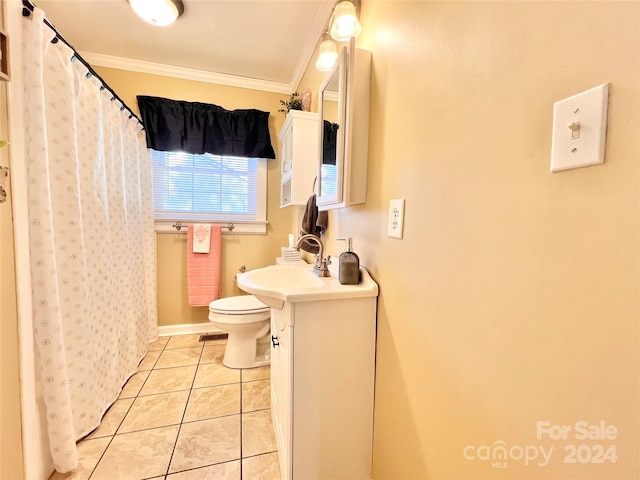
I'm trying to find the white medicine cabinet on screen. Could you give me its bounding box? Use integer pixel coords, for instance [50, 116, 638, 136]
[278, 110, 319, 208]
[317, 40, 371, 210]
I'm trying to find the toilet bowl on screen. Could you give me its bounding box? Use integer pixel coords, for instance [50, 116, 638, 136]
[208, 295, 270, 369]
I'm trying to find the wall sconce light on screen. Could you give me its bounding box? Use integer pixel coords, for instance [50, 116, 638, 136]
[329, 0, 361, 42]
[316, 34, 338, 71]
[129, 0, 184, 26]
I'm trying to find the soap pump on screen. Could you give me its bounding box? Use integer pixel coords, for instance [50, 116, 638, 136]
[337, 237, 360, 285]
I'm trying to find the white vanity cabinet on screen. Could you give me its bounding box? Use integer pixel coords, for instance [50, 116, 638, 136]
[278, 110, 319, 207]
[270, 290, 377, 479]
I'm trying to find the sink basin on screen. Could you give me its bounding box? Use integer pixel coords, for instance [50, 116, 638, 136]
[242, 266, 323, 291]
[237, 264, 378, 310]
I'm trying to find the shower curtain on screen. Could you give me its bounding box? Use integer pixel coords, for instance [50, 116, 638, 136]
[21, 8, 157, 473]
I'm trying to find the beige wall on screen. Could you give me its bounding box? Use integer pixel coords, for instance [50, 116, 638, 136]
[0, 1, 25, 476]
[94, 67, 299, 326]
[300, 1, 639, 478]
[2, 1, 637, 478]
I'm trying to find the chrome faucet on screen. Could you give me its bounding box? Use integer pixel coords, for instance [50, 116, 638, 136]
[296, 234, 331, 277]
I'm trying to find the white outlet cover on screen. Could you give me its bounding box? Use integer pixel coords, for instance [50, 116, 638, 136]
[388, 199, 405, 239]
[550, 83, 609, 172]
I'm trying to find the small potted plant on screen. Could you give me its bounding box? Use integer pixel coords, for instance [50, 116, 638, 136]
[279, 92, 303, 115]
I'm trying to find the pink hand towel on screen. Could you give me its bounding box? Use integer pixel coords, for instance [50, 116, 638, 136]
[187, 224, 222, 306]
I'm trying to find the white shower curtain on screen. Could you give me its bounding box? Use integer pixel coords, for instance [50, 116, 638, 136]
[21, 8, 157, 473]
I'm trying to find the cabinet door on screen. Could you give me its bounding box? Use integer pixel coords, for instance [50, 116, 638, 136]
[270, 304, 293, 480]
[291, 298, 377, 479]
[280, 122, 293, 180]
[278, 110, 319, 207]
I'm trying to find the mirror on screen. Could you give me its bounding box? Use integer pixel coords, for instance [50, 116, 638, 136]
[317, 42, 371, 211]
[317, 46, 347, 205]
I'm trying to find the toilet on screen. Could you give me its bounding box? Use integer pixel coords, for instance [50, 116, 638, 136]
[208, 295, 271, 369]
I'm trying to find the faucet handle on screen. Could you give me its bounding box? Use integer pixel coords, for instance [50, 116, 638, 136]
[317, 255, 332, 277]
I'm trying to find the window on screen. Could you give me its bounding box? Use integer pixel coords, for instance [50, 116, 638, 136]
[150, 150, 267, 233]
[320, 163, 337, 196]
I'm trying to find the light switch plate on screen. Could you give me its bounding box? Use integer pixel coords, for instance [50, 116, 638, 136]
[550, 83, 609, 172]
[388, 199, 405, 239]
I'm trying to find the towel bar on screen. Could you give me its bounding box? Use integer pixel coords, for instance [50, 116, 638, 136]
[172, 222, 235, 232]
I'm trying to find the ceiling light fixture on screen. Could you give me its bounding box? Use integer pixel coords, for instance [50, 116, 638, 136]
[316, 34, 338, 72]
[329, 0, 361, 42]
[129, 0, 184, 27]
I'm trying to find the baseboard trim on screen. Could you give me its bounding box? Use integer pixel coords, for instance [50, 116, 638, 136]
[157, 323, 224, 337]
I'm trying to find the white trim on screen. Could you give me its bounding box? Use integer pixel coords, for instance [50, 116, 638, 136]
[5, 1, 53, 478]
[289, 1, 337, 90]
[255, 155, 268, 224]
[324, 90, 340, 103]
[81, 52, 294, 94]
[79, 2, 335, 95]
[158, 322, 224, 337]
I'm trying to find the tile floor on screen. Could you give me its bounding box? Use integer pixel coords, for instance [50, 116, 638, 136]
[50, 334, 281, 480]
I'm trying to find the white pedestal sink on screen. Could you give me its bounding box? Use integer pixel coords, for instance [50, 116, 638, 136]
[237, 263, 379, 480]
[237, 263, 378, 310]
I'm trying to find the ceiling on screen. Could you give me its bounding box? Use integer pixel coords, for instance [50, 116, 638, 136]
[34, 0, 336, 93]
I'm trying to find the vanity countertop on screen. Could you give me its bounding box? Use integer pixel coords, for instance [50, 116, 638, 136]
[237, 264, 378, 310]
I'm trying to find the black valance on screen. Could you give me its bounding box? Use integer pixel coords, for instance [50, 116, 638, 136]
[137, 95, 276, 159]
[322, 120, 339, 165]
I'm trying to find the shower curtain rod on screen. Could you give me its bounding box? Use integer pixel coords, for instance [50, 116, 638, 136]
[21, 0, 144, 130]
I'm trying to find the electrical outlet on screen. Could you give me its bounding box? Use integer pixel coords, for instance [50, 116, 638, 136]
[387, 199, 405, 239]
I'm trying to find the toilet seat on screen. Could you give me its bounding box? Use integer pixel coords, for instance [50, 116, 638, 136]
[209, 295, 270, 315]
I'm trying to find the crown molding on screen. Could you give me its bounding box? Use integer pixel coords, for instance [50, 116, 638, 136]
[290, 0, 336, 90]
[80, 52, 294, 94]
[80, 1, 335, 95]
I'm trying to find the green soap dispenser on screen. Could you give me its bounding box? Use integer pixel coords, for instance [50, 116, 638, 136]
[338, 237, 360, 285]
